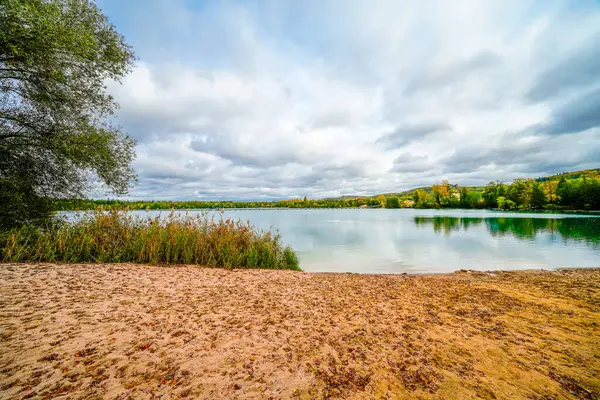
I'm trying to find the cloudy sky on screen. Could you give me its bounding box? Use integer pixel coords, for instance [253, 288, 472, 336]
[97, 0, 600, 200]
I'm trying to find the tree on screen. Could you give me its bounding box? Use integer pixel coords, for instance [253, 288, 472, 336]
[543, 180, 559, 204]
[412, 189, 433, 208]
[497, 196, 516, 210]
[507, 178, 534, 208]
[0, 0, 136, 228]
[458, 187, 479, 208]
[376, 194, 386, 208]
[496, 196, 506, 209]
[385, 196, 400, 209]
[431, 180, 450, 207]
[556, 177, 581, 208]
[463, 191, 483, 209]
[530, 183, 547, 209]
[482, 181, 506, 208]
[459, 187, 467, 207]
[581, 178, 600, 209]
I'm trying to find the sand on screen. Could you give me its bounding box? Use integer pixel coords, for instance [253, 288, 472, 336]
[0, 263, 599, 399]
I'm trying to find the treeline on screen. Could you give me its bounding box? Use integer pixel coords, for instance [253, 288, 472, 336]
[408, 175, 600, 210]
[51, 197, 384, 211]
[52, 173, 600, 212]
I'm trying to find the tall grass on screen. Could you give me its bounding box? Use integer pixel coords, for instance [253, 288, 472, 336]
[0, 211, 300, 270]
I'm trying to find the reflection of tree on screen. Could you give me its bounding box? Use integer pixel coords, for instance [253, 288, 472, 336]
[486, 218, 554, 240]
[413, 216, 600, 246]
[414, 217, 483, 236]
[555, 219, 600, 245]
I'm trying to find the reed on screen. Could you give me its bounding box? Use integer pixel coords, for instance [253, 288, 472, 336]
[0, 210, 300, 270]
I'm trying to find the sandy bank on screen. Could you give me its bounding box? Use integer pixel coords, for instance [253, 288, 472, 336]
[0, 264, 598, 399]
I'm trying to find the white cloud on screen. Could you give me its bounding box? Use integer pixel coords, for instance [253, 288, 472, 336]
[98, 0, 600, 199]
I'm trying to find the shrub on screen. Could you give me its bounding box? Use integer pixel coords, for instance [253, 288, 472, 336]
[0, 210, 301, 271]
[497, 196, 508, 210]
[385, 196, 401, 209]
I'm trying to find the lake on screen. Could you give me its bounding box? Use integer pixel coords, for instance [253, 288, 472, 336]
[136, 209, 600, 274]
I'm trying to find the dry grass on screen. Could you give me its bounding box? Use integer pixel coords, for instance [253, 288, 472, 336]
[0, 211, 299, 270]
[0, 264, 598, 399]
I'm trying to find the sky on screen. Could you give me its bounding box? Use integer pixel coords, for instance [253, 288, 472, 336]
[96, 0, 600, 200]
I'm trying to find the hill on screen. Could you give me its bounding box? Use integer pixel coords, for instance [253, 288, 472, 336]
[535, 168, 600, 182]
[333, 168, 599, 200]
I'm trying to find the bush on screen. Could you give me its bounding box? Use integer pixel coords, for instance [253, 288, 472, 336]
[0, 211, 301, 271]
[504, 199, 517, 210]
[385, 196, 401, 209]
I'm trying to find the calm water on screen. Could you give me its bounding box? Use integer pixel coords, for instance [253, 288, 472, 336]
[138, 209, 600, 274]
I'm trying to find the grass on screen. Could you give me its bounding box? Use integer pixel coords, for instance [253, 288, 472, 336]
[0, 210, 300, 270]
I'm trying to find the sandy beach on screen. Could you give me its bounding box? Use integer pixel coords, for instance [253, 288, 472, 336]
[0, 264, 598, 399]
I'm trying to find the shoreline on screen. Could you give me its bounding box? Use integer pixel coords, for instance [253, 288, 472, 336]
[1, 263, 599, 399]
[6, 261, 597, 276]
[57, 207, 600, 214]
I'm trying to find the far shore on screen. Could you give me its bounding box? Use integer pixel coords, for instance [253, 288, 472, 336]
[58, 207, 600, 215]
[1, 264, 598, 399]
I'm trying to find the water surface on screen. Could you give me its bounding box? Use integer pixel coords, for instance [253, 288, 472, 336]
[138, 209, 600, 274]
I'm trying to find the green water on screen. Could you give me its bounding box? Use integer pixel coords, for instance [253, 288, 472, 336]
[145, 209, 600, 273]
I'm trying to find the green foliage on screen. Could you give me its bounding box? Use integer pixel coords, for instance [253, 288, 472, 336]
[0, 211, 300, 270]
[507, 179, 534, 208]
[0, 179, 50, 229]
[459, 187, 469, 208]
[51, 197, 385, 211]
[0, 0, 136, 228]
[482, 181, 506, 208]
[530, 183, 547, 209]
[536, 168, 600, 182]
[497, 196, 506, 209]
[385, 196, 400, 209]
[409, 172, 600, 211]
[505, 199, 517, 210]
[496, 196, 517, 210]
[413, 189, 435, 209]
[464, 191, 483, 208]
[556, 177, 600, 210]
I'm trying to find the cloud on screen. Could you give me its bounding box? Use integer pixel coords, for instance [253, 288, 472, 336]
[404, 50, 502, 95]
[94, 0, 600, 199]
[390, 153, 433, 173]
[439, 129, 600, 178]
[376, 121, 451, 150]
[535, 88, 600, 135]
[526, 34, 600, 102]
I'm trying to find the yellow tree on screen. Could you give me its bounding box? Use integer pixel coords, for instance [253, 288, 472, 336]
[543, 180, 559, 203]
[432, 180, 451, 207]
[432, 181, 450, 197]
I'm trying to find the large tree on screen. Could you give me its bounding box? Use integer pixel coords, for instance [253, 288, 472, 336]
[0, 0, 136, 228]
[507, 178, 534, 208]
[530, 183, 547, 209]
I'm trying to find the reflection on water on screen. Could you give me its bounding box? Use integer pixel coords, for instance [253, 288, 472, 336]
[413, 216, 600, 247]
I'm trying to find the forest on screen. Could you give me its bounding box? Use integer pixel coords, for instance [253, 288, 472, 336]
[53, 169, 600, 211]
[410, 175, 600, 210]
[51, 197, 384, 211]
